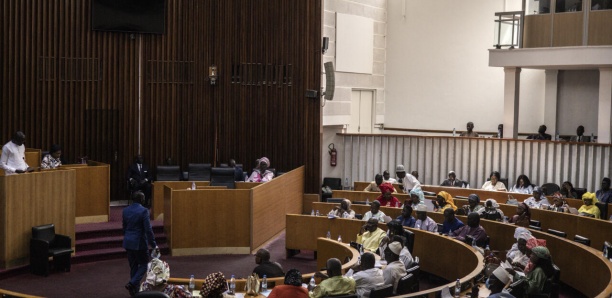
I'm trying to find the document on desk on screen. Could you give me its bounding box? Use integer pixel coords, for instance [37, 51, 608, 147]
[260, 289, 272, 297]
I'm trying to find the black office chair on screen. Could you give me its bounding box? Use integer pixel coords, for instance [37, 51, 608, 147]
[574, 188, 587, 199]
[529, 225, 542, 231]
[323, 177, 343, 190]
[540, 183, 560, 195]
[573, 235, 591, 246]
[508, 278, 528, 298]
[396, 273, 418, 295]
[547, 229, 567, 238]
[369, 284, 393, 298]
[326, 198, 344, 204]
[210, 167, 236, 189]
[529, 220, 541, 227]
[595, 202, 608, 220]
[437, 223, 444, 233]
[355, 214, 363, 220]
[30, 224, 74, 276]
[404, 229, 415, 254]
[156, 165, 181, 181]
[219, 163, 229, 168]
[188, 163, 212, 181]
[134, 292, 171, 298]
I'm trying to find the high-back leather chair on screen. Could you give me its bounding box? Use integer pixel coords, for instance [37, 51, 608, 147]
[404, 229, 415, 254]
[369, 284, 393, 298]
[210, 167, 236, 189]
[573, 235, 591, 246]
[188, 163, 212, 181]
[547, 229, 567, 238]
[30, 224, 74, 276]
[396, 273, 418, 295]
[595, 202, 608, 220]
[156, 165, 181, 181]
[541, 183, 560, 195]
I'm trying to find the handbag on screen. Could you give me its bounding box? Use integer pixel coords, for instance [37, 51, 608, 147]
[244, 273, 260, 296]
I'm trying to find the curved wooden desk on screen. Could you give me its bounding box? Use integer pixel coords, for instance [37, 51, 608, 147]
[331, 190, 410, 204]
[427, 212, 612, 297]
[285, 214, 484, 297]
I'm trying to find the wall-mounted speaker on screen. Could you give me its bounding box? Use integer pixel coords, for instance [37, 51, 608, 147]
[322, 37, 329, 54]
[324, 61, 335, 101]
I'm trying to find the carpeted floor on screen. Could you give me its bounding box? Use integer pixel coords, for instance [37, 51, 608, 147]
[0, 231, 316, 298]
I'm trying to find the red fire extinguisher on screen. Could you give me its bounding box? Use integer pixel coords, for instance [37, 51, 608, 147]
[328, 143, 337, 167]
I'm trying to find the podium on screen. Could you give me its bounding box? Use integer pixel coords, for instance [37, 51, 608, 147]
[0, 170, 76, 269]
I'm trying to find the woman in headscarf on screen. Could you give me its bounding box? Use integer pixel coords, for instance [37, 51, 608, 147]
[506, 228, 532, 269]
[578, 192, 601, 218]
[523, 186, 550, 209]
[328, 199, 356, 219]
[560, 181, 578, 199]
[200, 272, 229, 298]
[139, 258, 192, 298]
[547, 192, 571, 213]
[433, 191, 457, 212]
[376, 183, 401, 207]
[462, 194, 484, 214]
[268, 269, 308, 298]
[478, 198, 505, 221]
[506, 246, 555, 296]
[509, 202, 531, 227]
[408, 187, 425, 207]
[246, 157, 274, 182]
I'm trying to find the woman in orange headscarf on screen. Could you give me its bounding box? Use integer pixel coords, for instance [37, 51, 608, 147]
[433, 191, 458, 212]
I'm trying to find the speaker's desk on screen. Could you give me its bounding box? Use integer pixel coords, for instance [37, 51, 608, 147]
[58, 160, 110, 224]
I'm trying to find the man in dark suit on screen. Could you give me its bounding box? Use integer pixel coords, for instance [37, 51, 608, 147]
[123, 191, 158, 296]
[527, 125, 552, 140]
[127, 155, 153, 207]
[570, 125, 591, 142]
[229, 158, 245, 182]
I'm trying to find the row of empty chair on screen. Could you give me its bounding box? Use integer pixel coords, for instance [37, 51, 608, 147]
[157, 164, 239, 188]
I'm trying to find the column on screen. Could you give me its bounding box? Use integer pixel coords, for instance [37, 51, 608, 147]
[503, 67, 521, 139]
[598, 68, 612, 144]
[544, 70, 559, 138]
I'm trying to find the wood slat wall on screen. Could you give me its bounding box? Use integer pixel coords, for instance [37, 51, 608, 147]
[341, 134, 612, 193]
[1, 0, 322, 198]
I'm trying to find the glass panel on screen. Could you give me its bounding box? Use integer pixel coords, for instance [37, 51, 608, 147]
[556, 0, 582, 12]
[591, 0, 612, 10]
[527, 0, 551, 14]
[493, 12, 522, 48]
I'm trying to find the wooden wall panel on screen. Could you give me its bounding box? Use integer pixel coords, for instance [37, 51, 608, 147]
[552, 12, 583, 47]
[588, 10, 612, 45]
[523, 14, 552, 48]
[1, 0, 322, 200]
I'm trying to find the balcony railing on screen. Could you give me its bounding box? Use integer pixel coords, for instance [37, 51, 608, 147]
[494, 11, 524, 49]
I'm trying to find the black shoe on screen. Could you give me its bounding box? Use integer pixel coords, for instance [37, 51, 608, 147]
[125, 283, 136, 296]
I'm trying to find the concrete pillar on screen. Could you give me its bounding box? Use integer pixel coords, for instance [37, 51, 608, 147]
[544, 70, 559, 138]
[503, 67, 521, 139]
[598, 68, 612, 144]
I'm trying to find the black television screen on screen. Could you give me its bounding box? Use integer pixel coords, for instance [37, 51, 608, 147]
[92, 0, 166, 34]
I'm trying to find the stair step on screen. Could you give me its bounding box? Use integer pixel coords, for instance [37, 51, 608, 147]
[72, 245, 169, 264]
[76, 235, 167, 252]
[76, 225, 164, 240]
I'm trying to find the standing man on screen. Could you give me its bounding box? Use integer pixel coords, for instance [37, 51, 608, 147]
[460, 122, 479, 137]
[127, 155, 153, 207]
[395, 165, 421, 192]
[0, 131, 34, 175]
[570, 125, 590, 142]
[123, 191, 158, 296]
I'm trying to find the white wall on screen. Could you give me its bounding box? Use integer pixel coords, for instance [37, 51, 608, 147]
[557, 70, 600, 135]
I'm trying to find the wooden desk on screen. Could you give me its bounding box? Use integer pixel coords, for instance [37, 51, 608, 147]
[24, 148, 41, 169]
[285, 214, 484, 297]
[312, 202, 403, 219]
[353, 181, 402, 192]
[0, 170, 76, 269]
[152, 181, 211, 220]
[59, 161, 110, 224]
[426, 212, 612, 298]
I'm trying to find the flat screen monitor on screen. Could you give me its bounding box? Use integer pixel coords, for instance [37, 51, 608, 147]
[92, 0, 166, 34]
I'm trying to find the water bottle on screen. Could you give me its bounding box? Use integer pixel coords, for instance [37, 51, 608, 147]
[326, 231, 331, 239]
[604, 245, 608, 258]
[555, 132, 559, 141]
[191, 182, 196, 190]
[309, 276, 316, 291]
[345, 177, 350, 190]
[189, 275, 195, 293]
[454, 279, 461, 298]
[229, 275, 236, 295]
[316, 210, 320, 216]
[453, 128, 456, 137]
[311, 209, 315, 216]
[261, 275, 267, 292]
[359, 245, 364, 255]
[366, 198, 370, 205]
[396, 201, 400, 208]
[337, 234, 342, 242]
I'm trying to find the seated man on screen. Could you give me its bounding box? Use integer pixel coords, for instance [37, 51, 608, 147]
[310, 258, 356, 298]
[376, 183, 401, 207]
[390, 235, 414, 269]
[383, 170, 397, 184]
[596, 177, 612, 203]
[526, 125, 552, 140]
[441, 170, 464, 187]
[450, 212, 488, 247]
[229, 159, 244, 182]
[460, 121, 479, 137]
[363, 201, 387, 223]
[414, 204, 438, 232]
[487, 267, 514, 298]
[356, 219, 387, 253]
[396, 205, 416, 228]
[364, 174, 396, 193]
[127, 155, 153, 207]
[345, 252, 384, 298]
[253, 248, 284, 278]
[382, 242, 407, 294]
[569, 125, 590, 142]
[328, 199, 356, 219]
[440, 209, 464, 235]
[379, 221, 413, 265]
